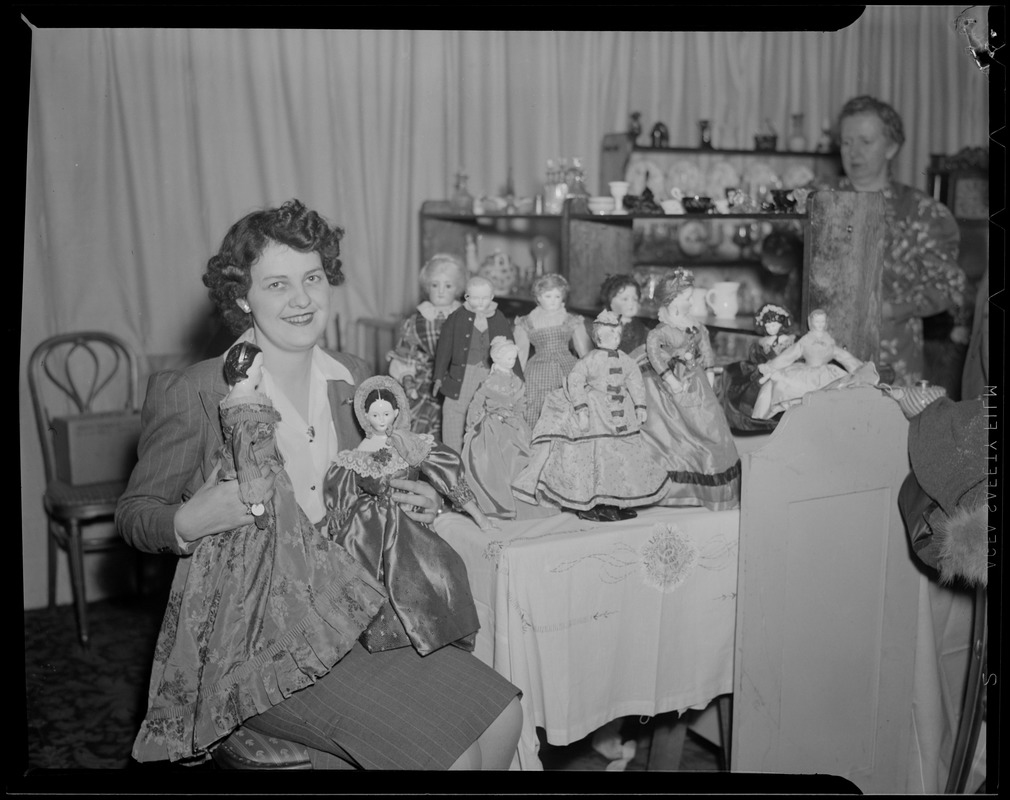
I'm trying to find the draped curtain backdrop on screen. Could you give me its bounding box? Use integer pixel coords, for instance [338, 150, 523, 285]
[21, 8, 989, 609]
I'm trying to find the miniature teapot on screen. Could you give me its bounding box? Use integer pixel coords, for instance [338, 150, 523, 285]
[705, 281, 740, 319]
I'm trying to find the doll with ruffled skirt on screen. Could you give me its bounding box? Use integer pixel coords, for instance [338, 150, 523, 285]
[324, 375, 497, 657]
[461, 336, 555, 522]
[751, 307, 863, 420]
[638, 268, 741, 511]
[715, 303, 796, 434]
[133, 344, 387, 762]
[512, 311, 669, 522]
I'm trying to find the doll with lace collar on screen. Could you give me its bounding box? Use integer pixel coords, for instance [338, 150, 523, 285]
[387, 254, 466, 441]
[715, 303, 796, 434]
[324, 376, 495, 657]
[512, 311, 669, 522]
[433, 275, 522, 454]
[638, 268, 741, 511]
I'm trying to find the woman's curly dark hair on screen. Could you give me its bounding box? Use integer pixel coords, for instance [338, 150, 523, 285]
[598, 273, 641, 309]
[837, 95, 905, 148]
[203, 199, 345, 335]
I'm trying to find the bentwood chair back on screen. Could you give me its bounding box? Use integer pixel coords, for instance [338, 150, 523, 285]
[27, 331, 142, 646]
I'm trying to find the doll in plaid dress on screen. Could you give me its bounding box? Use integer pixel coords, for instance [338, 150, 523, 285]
[513, 274, 593, 429]
[386, 254, 466, 440]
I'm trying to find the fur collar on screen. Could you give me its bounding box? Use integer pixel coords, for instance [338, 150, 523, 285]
[929, 493, 988, 587]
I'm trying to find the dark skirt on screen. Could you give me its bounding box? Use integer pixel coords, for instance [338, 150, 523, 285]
[243, 642, 520, 770]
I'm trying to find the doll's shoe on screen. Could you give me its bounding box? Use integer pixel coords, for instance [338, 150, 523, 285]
[575, 507, 604, 522]
[613, 507, 638, 520]
[593, 506, 623, 522]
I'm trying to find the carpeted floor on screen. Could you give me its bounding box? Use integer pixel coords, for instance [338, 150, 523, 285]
[22, 591, 720, 774]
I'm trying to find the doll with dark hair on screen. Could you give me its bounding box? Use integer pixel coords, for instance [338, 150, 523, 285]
[714, 303, 796, 434]
[325, 376, 496, 656]
[638, 268, 741, 511]
[598, 274, 649, 356]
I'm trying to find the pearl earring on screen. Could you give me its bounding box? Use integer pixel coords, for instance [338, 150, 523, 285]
[239, 300, 251, 313]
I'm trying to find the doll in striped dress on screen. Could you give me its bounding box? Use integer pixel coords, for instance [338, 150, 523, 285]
[513, 274, 593, 429]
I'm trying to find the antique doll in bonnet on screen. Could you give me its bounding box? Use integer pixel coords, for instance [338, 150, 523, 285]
[638, 268, 741, 511]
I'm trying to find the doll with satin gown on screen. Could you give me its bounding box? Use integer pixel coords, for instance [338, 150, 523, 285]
[512, 310, 669, 522]
[386, 253, 466, 440]
[134, 344, 387, 761]
[751, 307, 862, 420]
[460, 336, 545, 521]
[324, 376, 496, 657]
[638, 268, 741, 511]
[715, 303, 796, 433]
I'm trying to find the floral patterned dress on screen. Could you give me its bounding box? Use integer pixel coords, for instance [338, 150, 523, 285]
[815, 177, 964, 386]
[324, 431, 480, 657]
[639, 321, 741, 511]
[387, 301, 458, 439]
[515, 312, 587, 429]
[511, 347, 670, 511]
[132, 396, 387, 764]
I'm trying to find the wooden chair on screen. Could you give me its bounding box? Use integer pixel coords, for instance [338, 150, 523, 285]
[27, 331, 141, 646]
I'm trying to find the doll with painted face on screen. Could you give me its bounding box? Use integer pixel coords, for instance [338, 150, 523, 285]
[324, 376, 495, 657]
[513, 274, 593, 430]
[387, 254, 467, 440]
[433, 275, 522, 455]
[638, 268, 741, 511]
[597, 273, 649, 357]
[512, 311, 669, 522]
[714, 303, 796, 434]
[460, 336, 534, 520]
[751, 307, 862, 420]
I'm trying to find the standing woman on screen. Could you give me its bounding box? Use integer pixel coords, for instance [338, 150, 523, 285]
[817, 95, 965, 386]
[116, 199, 521, 770]
[386, 254, 466, 440]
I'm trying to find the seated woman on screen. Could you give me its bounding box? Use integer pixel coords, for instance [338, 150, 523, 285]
[752, 308, 863, 420]
[117, 199, 521, 770]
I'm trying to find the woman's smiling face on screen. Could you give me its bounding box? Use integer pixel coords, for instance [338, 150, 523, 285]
[243, 242, 330, 356]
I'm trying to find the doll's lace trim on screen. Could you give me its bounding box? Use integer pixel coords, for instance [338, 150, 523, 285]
[331, 445, 410, 478]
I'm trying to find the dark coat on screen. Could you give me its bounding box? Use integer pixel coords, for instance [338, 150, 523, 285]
[432, 305, 523, 400]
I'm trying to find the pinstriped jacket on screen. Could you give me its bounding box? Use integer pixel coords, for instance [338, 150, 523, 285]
[115, 350, 371, 557]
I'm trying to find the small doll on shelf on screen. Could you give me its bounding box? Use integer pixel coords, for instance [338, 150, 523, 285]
[715, 303, 796, 434]
[512, 311, 670, 522]
[638, 268, 741, 511]
[751, 307, 863, 420]
[461, 336, 553, 521]
[596, 273, 649, 357]
[432, 275, 522, 454]
[386, 253, 467, 441]
[325, 376, 496, 657]
[513, 273, 593, 430]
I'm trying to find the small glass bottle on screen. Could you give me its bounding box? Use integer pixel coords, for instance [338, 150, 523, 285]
[788, 113, 808, 152]
[451, 171, 474, 214]
[698, 120, 714, 149]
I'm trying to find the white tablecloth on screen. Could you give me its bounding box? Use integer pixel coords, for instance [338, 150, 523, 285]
[435, 504, 741, 770]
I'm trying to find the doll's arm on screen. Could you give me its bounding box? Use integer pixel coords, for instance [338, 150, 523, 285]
[465, 382, 489, 432]
[566, 355, 592, 423]
[513, 318, 532, 370]
[514, 381, 528, 422]
[570, 315, 593, 358]
[646, 326, 674, 376]
[624, 357, 649, 423]
[758, 339, 804, 380]
[832, 345, 863, 373]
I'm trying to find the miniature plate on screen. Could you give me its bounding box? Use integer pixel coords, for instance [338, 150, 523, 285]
[782, 164, 815, 189]
[677, 220, 710, 257]
[625, 158, 667, 197]
[705, 159, 741, 199]
[666, 159, 707, 197]
[743, 160, 779, 190]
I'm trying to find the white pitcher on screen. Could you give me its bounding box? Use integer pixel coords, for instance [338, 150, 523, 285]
[705, 281, 740, 319]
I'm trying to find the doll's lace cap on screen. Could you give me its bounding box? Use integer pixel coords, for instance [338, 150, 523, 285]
[489, 335, 517, 361]
[354, 375, 412, 433]
[754, 304, 792, 329]
[595, 310, 621, 326]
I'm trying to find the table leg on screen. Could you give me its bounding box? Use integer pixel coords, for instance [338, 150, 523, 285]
[647, 713, 688, 771]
